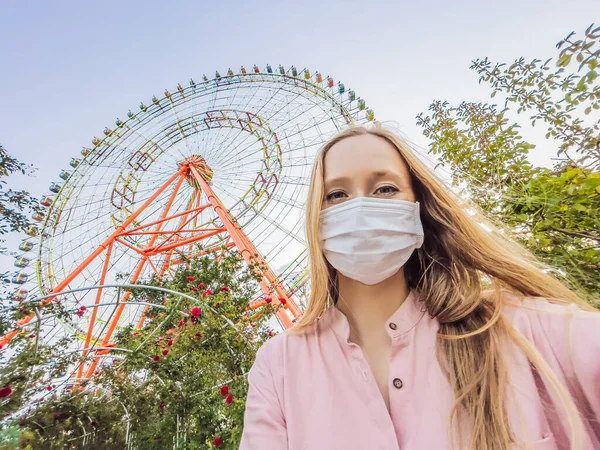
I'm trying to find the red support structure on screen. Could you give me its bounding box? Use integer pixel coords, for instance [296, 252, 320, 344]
[75, 242, 113, 383]
[189, 165, 302, 323]
[0, 168, 188, 348]
[2, 157, 304, 381]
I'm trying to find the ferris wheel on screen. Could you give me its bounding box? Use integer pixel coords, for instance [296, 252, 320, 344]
[7, 63, 374, 381]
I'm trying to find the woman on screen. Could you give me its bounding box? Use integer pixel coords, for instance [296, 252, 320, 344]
[239, 125, 600, 450]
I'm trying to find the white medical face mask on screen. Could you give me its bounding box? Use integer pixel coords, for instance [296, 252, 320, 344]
[319, 197, 424, 285]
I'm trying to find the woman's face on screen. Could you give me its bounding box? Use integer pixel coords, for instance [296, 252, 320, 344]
[322, 134, 416, 209]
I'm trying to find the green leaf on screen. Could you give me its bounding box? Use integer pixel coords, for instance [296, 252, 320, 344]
[557, 54, 572, 67]
[582, 177, 600, 188]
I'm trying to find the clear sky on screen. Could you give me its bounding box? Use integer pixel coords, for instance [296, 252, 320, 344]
[1, 0, 599, 274]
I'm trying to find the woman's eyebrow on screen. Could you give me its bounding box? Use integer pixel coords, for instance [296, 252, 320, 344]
[325, 171, 402, 187]
[370, 170, 400, 180]
[324, 175, 352, 186]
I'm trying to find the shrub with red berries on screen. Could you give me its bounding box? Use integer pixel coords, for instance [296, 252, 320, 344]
[10, 250, 278, 449]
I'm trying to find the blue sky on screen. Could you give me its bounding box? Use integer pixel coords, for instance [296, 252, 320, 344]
[1, 0, 599, 274]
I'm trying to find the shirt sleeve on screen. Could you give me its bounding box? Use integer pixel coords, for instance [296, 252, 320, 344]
[239, 340, 288, 450]
[523, 298, 600, 420]
[564, 302, 600, 419]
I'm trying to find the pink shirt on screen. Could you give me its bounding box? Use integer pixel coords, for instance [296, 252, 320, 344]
[240, 290, 600, 449]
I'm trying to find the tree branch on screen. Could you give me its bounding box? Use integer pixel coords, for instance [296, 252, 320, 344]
[550, 227, 599, 241]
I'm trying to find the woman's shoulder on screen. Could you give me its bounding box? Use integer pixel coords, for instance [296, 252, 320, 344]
[499, 290, 600, 408]
[499, 290, 598, 323]
[498, 290, 599, 357]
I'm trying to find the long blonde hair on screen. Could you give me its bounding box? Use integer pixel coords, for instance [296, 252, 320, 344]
[291, 125, 598, 450]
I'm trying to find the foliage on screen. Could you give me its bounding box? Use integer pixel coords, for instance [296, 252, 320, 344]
[17, 392, 126, 450]
[0, 144, 39, 288]
[416, 24, 600, 299]
[7, 251, 277, 449]
[0, 144, 39, 241]
[0, 423, 21, 450]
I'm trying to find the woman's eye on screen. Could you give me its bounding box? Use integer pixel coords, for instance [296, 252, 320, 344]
[326, 191, 346, 201]
[375, 185, 399, 195]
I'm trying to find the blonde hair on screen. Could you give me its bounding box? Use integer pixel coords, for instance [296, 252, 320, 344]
[291, 125, 598, 450]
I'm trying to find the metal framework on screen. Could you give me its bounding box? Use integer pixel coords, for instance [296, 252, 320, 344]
[6, 64, 374, 384]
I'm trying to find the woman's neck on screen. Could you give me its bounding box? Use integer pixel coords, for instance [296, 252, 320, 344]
[335, 269, 410, 346]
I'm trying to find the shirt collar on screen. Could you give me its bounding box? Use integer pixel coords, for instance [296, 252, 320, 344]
[320, 289, 427, 341]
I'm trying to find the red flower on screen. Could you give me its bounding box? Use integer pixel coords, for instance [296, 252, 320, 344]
[79, 305, 86, 311]
[221, 286, 230, 292]
[268, 330, 274, 337]
[179, 319, 186, 327]
[186, 276, 195, 282]
[225, 394, 234, 405]
[202, 289, 212, 297]
[250, 323, 255, 328]
[29, 334, 35, 338]
[167, 339, 173, 346]
[153, 355, 160, 362]
[162, 349, 169, 356]
[133, 331, 140, 336]
[195, 333, 202, 340]
[265, 297, 272, 304]
[198, 283, 205, 289]
[47, 386, 52, 391]
[279, 297, 287, 305]
[0, 387, 12, 398]
[191, 307, 202, 317]
[190, 287, 198, 292]
[191, 316, 196, 324]
[77, 310, 85, 317]
[213, 437, 222, 447]
[159, 401, 165, 409]
[220, 385, 228, 396]
[113, 359, 118, 363]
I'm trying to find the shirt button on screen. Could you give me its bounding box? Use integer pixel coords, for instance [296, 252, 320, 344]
[389, 322, 398, 330]
[393, 378, 403, 389]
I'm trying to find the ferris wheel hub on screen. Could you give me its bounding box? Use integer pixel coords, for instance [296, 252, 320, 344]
[178, 155, 214, 183]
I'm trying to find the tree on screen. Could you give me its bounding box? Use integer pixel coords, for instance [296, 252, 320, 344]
[0, 144, 39, 288]
[0, 145, 39, 242]
[416, 24, 600, 299]
[10, 250, 275, 449]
